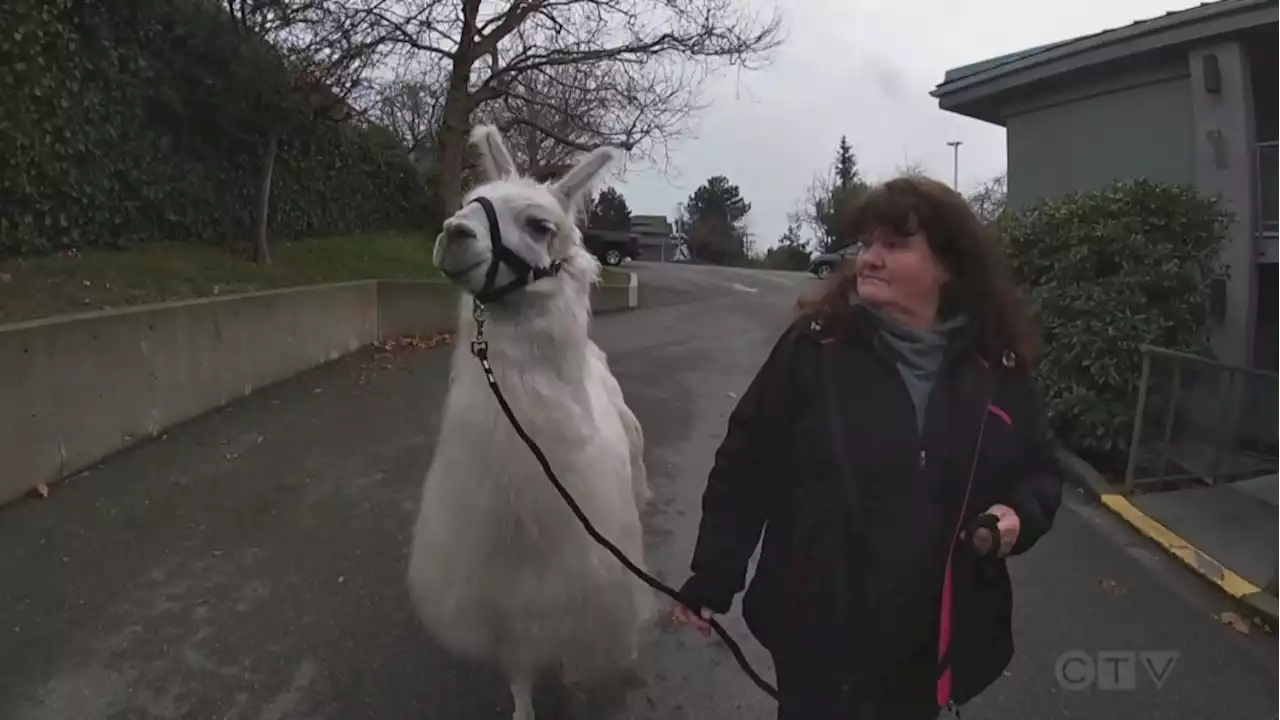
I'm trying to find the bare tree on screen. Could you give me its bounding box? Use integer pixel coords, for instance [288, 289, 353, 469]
[363, 0, 784, 218]
[798, 172, 837, 250]
[490, 57, 701, 178]
[799, 171, 867, 253]
[366, 57, 450, 174]
[224, 0, 391, 264]
[967, 171, 1008, 224]
[892, 158, 928, 178]
[471, 64, 594, 176]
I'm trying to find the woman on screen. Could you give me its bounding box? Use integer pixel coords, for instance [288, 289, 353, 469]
[672, 175, 1062, 719]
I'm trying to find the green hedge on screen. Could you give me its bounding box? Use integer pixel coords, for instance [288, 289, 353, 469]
[999, 179, 1231, 468]
[0, 0, 432, 259]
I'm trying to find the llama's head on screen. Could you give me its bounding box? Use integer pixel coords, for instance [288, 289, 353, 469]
[434, 124, 619, 305]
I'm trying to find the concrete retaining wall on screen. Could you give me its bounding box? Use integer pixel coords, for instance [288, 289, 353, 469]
[0, 276, 637, 505]
[592, 269, 639, 313]
[376, 280, 461, 338]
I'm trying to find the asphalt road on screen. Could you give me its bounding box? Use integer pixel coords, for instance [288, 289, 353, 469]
[0, 260, 1275, 720]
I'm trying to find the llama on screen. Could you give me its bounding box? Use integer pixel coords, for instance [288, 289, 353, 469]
[407, 124, 653, 720]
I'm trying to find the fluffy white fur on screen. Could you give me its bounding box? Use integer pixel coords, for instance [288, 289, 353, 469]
[407, 125, 653, 720]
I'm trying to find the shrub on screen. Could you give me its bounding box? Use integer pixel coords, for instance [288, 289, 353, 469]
[998, 179, 1231, 469]
[763, 245, 812, 271]
[0, 0, 433, 260]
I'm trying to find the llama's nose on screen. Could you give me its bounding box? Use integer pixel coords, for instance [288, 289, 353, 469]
[442, 219, 477, 244]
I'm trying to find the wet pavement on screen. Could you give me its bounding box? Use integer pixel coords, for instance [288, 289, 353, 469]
[1, 261, 1275, 719]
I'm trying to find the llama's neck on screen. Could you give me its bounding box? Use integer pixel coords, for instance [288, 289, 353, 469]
[455, 258, 594, 383]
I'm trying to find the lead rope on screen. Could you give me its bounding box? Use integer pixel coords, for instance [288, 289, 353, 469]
[468, 299, 778, 700]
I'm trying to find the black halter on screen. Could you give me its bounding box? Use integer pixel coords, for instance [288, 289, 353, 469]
[442, 196, 563, 304]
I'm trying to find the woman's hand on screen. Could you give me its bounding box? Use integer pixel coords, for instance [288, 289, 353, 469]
[671, 602, 714, 637]
[972, 503, 1020, 557]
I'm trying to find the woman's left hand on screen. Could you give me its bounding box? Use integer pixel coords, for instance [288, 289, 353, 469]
[979, 503, 1020, 557]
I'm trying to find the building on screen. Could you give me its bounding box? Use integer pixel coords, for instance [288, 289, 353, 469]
[630, 214, 686, 261]
[931, 0, 1277, 372]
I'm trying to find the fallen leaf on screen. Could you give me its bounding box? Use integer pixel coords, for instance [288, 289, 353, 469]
[375, 332, 455, 355]
[33, 482, 49, 498]
[1214, 611, 1251, 635]
[1099, 578, 1126, 597]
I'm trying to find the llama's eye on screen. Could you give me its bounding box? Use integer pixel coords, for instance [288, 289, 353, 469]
[526, 218, 555, 238]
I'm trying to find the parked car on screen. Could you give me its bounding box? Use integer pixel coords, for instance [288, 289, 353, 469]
[582, 228, 642, 266]
[808, 243, 860, 278]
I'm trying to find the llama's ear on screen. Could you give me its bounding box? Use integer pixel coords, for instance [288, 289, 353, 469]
[552, 146, 621, 212]
[469, 124, 517, 181]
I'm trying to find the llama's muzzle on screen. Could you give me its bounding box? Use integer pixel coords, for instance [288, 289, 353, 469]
[450, 196, 562, 304]
[441, 218, 478, 245]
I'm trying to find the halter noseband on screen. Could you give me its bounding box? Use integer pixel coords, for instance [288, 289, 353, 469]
[441, 196, 563, 304]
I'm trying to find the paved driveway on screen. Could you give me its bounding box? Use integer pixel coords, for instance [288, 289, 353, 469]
[0, 261, 1274, 719]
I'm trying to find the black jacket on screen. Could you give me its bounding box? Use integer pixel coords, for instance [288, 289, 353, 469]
[678, 304, 1062, 707]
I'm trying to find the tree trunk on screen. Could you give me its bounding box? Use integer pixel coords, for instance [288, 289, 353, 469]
[434, 51, 478, 221]
[251, 129, 280, 265]
[435, 120, 466, 220]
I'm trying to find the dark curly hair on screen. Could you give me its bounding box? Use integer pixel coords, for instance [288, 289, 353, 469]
[797, 175, 1041, 366]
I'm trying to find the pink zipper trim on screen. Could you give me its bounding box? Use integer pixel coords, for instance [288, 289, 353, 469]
[988, 403, 1011, 426]
[936, 381, 994, 708]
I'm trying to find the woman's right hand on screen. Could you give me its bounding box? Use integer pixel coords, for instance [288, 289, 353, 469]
[671, 602, 714, 637]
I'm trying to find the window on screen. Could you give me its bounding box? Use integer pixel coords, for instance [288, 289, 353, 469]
[1258, 141, 1277, 238]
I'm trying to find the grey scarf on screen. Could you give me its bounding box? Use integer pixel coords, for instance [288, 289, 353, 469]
[862, 304, 969, 433]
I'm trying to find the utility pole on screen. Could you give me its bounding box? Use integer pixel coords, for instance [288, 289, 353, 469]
[946, 140, 963, 189]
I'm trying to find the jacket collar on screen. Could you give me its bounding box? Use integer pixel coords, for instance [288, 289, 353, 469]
[841, 300, 980, 363]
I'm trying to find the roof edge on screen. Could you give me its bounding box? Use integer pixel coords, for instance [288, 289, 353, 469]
[931, 0, 1277, 103]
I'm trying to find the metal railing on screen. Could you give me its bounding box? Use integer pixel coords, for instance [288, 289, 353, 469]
[1124, 345, 1279, 494]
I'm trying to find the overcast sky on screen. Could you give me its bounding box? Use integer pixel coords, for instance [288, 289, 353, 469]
[612, 0, 1205, 248]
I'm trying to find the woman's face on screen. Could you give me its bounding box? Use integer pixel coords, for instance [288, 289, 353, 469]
[853, 225, 950, 320]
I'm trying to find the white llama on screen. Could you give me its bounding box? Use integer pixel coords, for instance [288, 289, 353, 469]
[407, 124, 653, 720]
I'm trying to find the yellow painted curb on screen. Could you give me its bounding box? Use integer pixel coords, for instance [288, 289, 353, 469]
[1099, 493, 1263, 600]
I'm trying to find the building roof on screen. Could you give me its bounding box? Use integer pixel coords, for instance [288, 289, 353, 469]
[630, 215, 673, 236]
[631, 214, 670, 225]
[932, 0, 1278, 123]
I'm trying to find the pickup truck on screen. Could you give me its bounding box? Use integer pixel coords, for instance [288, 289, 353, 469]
[581, 228, 641, 266]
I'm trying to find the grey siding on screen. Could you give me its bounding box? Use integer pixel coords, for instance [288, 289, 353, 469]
[1189, 41, 1261, 368]
[1004, 71, 1195, 208]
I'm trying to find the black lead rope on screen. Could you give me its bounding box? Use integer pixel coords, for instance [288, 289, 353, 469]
[468, 299, 779, 700]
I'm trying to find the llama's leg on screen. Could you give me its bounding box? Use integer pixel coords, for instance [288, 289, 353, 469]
[592, 344, 651, 508]
[618, 402, 651, 507]
[510, 670, 535, 720]
[631, 456, 651, 508]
